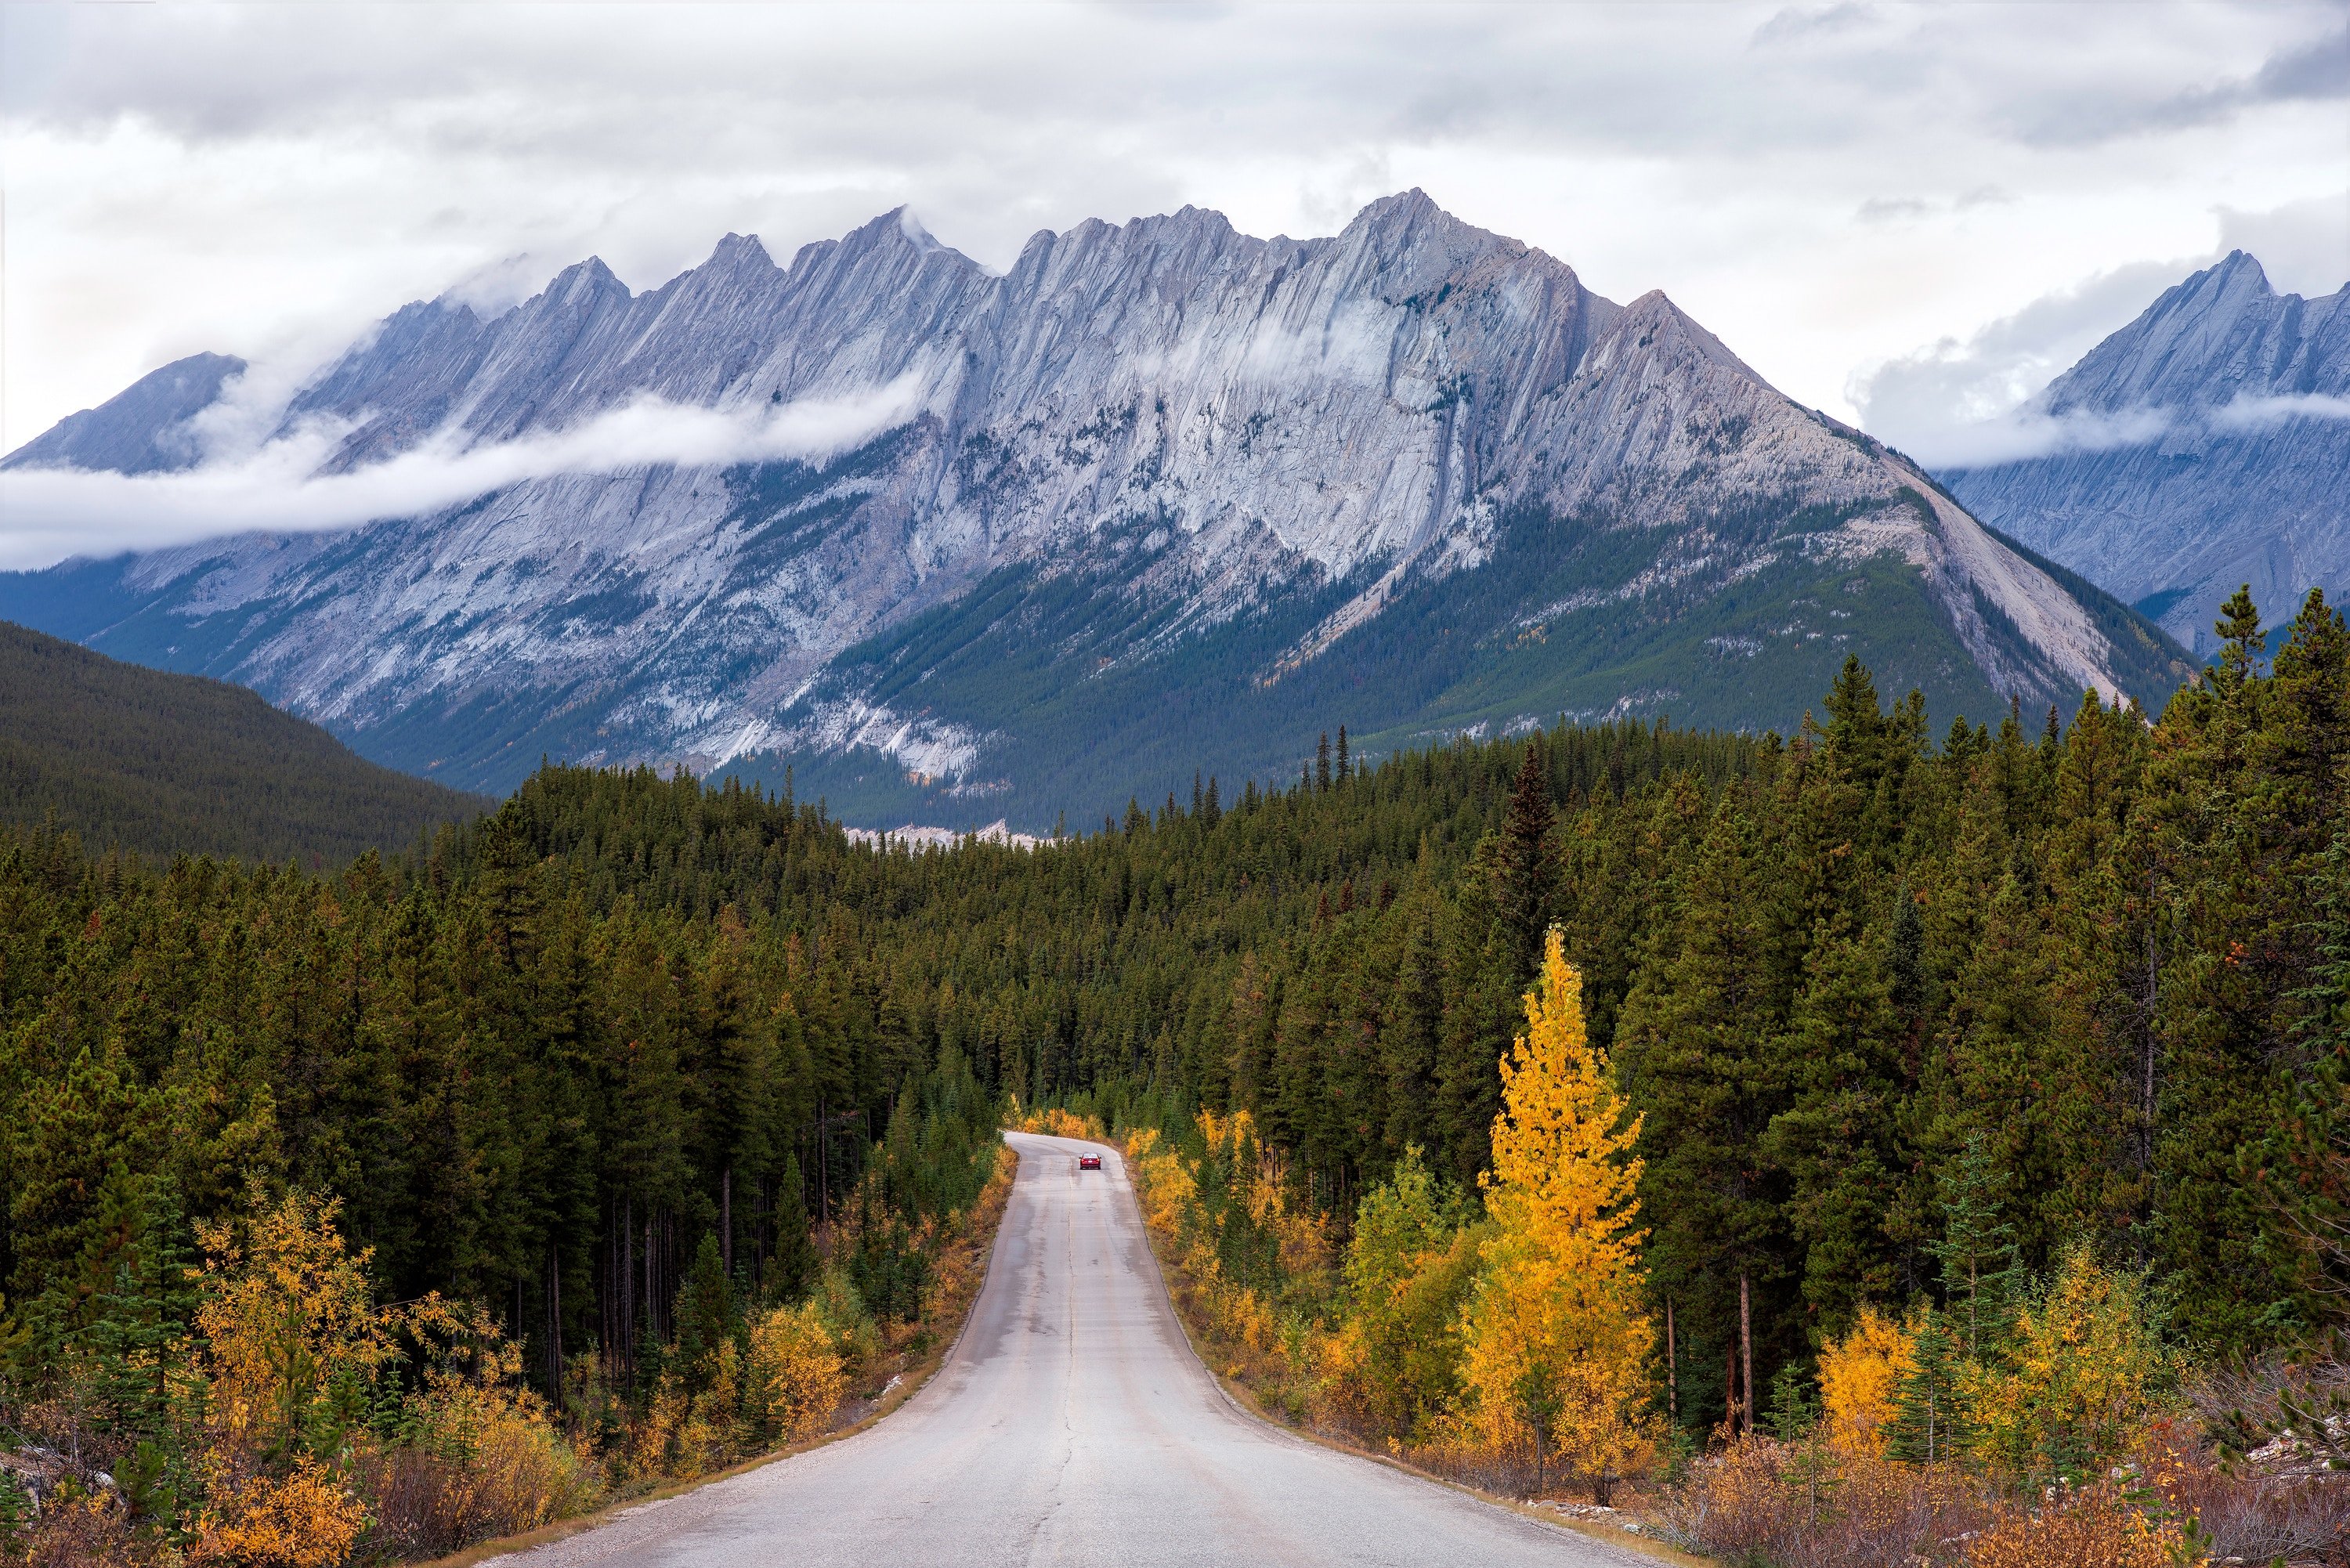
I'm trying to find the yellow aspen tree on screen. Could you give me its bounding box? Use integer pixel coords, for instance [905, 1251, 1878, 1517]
[1459, 930, 1659, 1501]
[1817, 1305, 1918, 1456]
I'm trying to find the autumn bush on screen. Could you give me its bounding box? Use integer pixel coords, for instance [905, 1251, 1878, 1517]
[744, 1302, 848, 1443]
[1011, 1105, 1107, 1141]
[1654, 1436, 1995, 1568]
[1961, 1483, 2190, 1568]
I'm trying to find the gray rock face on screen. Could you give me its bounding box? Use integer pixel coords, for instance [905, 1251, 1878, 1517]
[2, 194, 2181, 807]
[1944, 253, 2349, 653]
[2, 352, 246, 475]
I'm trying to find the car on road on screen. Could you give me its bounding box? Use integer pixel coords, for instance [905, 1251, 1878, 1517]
[1078, 1154, 1102, 1170]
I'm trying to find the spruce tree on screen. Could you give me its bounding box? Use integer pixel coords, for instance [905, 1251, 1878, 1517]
[1885, 1310, 1967, 1462]
[1928, 1131, 2020, 1355]
[1495, 742, 1556, 976]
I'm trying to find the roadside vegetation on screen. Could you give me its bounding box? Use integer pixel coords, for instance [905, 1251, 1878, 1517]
[1100, 938, 2350, 1563]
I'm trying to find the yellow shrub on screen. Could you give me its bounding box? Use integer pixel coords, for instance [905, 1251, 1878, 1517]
[1819, 1305, 1918, 1456]
[191, 1455, 368, 1568]
[745, 1302, 848, 1443]
[1013, 1106, 1104, 1140]
[1958, 1246, 2178, 1485]
[193, 1192, 396, 1451]
[1964, 1483, 2193, 1568]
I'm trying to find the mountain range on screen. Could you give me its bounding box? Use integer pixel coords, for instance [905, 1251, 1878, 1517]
[1942, 252, 2348, 656]
[1, 192, 2188, 827]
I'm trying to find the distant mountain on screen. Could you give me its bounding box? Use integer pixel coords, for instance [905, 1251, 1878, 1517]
[1941, 252, 2348, 654]
[0, 193, 2186, 827]
[4, 352, 247, 476]
[0, 620, 487, 864]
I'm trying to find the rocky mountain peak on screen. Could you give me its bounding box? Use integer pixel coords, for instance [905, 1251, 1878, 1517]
[1946, 248, 2348, 655]
[2044, 249, 2343, 417]
[0, 352, 247, 476]
[2, 193, 2186, 818]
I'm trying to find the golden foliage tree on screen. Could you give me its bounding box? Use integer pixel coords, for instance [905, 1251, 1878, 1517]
[1959, 1245, 2179, 1487]
[744, 1302, 848, 1443]
[1458, 929, 1658, 1500]
[1819, 1305, 1918, 1457]
[193, 1190, 396, 1461]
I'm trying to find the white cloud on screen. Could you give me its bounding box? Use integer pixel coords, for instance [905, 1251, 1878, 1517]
[1, 0, 2345, 515]
[0, 378, 925, 570]
[2211, 391, 2350, 429]
[1846, 258, 2206, 462]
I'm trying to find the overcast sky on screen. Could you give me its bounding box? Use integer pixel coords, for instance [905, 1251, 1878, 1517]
[3, 1, 2345, 485]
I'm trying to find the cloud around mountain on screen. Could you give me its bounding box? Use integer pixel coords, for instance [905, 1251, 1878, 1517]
[0, 376, 926, 570]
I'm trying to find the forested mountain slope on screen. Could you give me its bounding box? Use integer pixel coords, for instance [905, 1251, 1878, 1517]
[1, 193, 2186, 824]
[0, 619, 488, 862]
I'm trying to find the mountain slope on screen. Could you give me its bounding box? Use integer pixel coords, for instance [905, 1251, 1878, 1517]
[0, 620, 488, 862]
[1941, 252, 2348, 653]
[0, 193, 2189, 825]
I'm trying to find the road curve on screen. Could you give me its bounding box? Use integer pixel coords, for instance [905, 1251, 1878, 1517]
[500, 1133, 1643, 1567]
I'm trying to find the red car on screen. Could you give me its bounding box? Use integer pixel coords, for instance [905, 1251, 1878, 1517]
[1078, 1154, 1102, 1170]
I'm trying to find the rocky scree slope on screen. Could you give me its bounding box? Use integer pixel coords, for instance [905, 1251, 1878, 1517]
[1943, 251, 2348, 656]
[1, 193, 2184, 822]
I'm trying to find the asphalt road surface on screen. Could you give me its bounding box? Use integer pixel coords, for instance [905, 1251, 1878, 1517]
[500, 1133, 1644, 1567]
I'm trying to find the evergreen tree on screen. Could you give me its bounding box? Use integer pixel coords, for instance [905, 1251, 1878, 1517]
[1884, 1310, 1967, 1462]
[1928, 1131, 2021, 1355]
[768, 1155, 819, 1305]
[79, 1169, 197, 1438]
[1495, 742, 1556, 975]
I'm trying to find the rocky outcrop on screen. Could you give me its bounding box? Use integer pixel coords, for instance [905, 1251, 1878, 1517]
[1944, 253, 2349, 653]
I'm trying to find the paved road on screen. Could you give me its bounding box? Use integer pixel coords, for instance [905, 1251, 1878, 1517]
[502, 1133, 1640, 1567]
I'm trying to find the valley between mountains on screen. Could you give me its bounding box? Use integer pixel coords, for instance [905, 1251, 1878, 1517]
[1, 192, 2188, 828]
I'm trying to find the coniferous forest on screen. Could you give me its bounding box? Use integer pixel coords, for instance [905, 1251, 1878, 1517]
[2, 586, 2347, 1563]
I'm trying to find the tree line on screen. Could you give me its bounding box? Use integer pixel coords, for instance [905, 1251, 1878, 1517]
[0, 584, 2342, 1553]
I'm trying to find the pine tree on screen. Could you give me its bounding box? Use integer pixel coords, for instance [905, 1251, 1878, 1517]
[2275, 829, 2350, 1305]
[768, 1155, 819, 1304]
[81, 1169, 197, 1438]
[1495, 742, 1556, 976]
[674, 1233, 736, 1395]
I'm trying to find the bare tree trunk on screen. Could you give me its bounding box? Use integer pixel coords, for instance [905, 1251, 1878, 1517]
[622, 1195, 634, 1363]
[1726, 1339, 1738, 1435]
[1666, 1299, 1678, 1427]
[645, 1214, 656, 1342]
[549, 1245, 562, 1396]
[722, 1167, 733, 1277]
[1740, 1272, 1755, 1437]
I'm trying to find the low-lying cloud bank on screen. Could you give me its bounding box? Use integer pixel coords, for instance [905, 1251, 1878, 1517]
[1905, 390, 2350, 471]
[0, 377, 926, 571]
